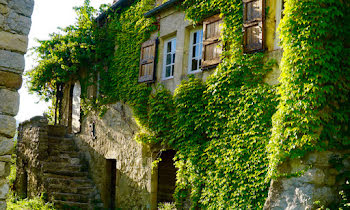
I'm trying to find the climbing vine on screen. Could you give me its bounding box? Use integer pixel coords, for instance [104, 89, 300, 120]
[27, 0, 349, 208]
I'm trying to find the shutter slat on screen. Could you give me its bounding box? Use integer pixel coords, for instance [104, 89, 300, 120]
[202, 14, 223, 70]
[139, 38, 158, 83]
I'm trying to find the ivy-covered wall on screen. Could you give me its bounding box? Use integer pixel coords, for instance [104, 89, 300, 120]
[27, 0, 349, 209]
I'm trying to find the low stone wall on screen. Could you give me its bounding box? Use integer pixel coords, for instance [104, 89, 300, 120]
[264, 150, 350, 209]
[15, 116, 48, 198]
[74, 102, 155, 209]
[0, 0, 34, 208]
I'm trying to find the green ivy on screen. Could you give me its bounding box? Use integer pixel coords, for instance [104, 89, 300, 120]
[28, 0, 349, 208]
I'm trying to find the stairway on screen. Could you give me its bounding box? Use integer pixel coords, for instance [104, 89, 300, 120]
[43, 126, 104, 209]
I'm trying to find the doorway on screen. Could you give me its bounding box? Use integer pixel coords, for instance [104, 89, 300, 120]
[157, 150, 177, 203]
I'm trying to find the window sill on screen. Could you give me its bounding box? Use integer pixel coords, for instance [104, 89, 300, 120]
[188, 70, 202, 74]
[162, 76, 174, 81]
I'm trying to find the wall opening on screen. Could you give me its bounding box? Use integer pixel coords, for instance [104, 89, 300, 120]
[106, 159, 117, 209]
[157, 150, 177, 203]
[71, 81, 81, 133]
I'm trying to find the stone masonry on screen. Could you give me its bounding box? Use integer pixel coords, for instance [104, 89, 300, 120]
[0, 0, 34, 209]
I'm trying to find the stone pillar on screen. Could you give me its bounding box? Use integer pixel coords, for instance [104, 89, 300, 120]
[0, 0, 34, 208]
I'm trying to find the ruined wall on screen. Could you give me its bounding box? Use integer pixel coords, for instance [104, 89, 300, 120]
[264, 150, 350, 209]
[15, 116, 48, 198]
[0, 0, 34, 208]
[74, 102, 155, 209]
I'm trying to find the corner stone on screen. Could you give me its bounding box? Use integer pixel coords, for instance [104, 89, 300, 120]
[0, 115, 16, 138]
[0, 179, 9, 199]
[0, 71, 22, 90]
[0, 50, 25, 73]
[8, 0, 34, 18]
[0, 137, 14, 155]
[0, 89, 19, 116]
[0, 31, 28, 54]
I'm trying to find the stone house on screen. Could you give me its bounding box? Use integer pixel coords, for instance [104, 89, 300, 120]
[60, 0, 284, 208]
[15, 0, 349, 209]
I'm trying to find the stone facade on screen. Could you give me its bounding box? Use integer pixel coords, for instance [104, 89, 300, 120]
[0, 0, 34, 208]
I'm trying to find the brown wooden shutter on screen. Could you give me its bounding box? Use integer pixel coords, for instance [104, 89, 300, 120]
[202, 14, 223, 70]
[139, 38, 158, 83]
[243, 0, 265, 53]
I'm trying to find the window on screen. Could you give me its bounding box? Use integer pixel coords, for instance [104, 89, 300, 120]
[202, 14, 223, 69]
[188, 29, 203, 73]
[163, 38, 176, 79]
[243, 0, 265, 53]
[139, 39, 158, 83]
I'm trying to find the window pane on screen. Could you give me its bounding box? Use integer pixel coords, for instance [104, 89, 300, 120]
[191, 59, 198, 71]
[192, 46, 196, 57]
[167, 41, 172, 53]
[172, 40, 176, 53]
[166, 54, 171, 65]
[246, 0, 262, 22]
[171, 65, 174, 76]
[193, 32, 197, 44]
[166, 66, 171, 77]
[172, 53, 175, 63]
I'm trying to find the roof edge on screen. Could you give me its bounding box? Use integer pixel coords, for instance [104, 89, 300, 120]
[144, 0, 181, 18]
[96, 0, 134, 22]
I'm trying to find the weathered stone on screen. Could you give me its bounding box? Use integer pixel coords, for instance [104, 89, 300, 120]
[0, 155, 11, 162]
[0, 50, 25, 72]
[0, 201, 5, 210]
[0, 71, 22, 89]
[302, 168, 325, 185]
[0, 0, 7, 5]
[4, 11, 31, 35]
[0, 31, 28, 53]
[8, 0, 34, 17]
[0, 89, 19, 116]
[0, 115, 16, 138]
[0, 137, 14, 155]
[0, 179, 9, 199]
[0, 13, 4, 26]
[0, 4, 7, 14]
[0, 162, 5, 177]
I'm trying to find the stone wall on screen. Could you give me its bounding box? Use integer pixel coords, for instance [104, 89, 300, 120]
[15, 116, 48, 198]
[74, 102, 155, 209]
[0, 0, 34, 208]
[264, 150, 350, 209]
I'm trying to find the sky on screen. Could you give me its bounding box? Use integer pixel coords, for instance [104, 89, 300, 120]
[16, 0, 113, 122]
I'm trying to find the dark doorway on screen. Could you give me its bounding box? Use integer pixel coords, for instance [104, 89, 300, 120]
[157, 150, 177, 203]
[106, 159, 116, 209]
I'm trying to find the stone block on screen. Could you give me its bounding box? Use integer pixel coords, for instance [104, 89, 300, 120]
[8, 0, 34, 17]
[0, 162, 5, 177]
[0, 115, 16, 138]
[302, 168, 325, 185]
[0, 50, 25, 72]
[0, 71, 22, 89]
[0, 31, 28, 53]
[0, 0, 7, 5]
[0, 13, 4, 26]
[0, 89, 19, 116]
[0, 137, 14, 155]
[4, 11, 31, 35]
[0, 155, 11, 162]
[0, 4, 7, 14]
[0, 180, 8, 199]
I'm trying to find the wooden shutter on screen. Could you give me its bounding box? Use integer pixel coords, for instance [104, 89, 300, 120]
[243, 0, 265, 53]
[202, 14, 223, 70]
[139, 38, 158, 83]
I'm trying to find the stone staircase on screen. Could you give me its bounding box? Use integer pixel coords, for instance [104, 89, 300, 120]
[42, 126, 104, 209]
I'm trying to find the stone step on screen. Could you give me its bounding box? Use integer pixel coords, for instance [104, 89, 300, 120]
[50, 192, 89, 203]
[53, 200, 89, 210]
[48, 150, 79, 158]
[44, 170, 88, 178]
[45, 176, 93, 187]
[48, 144, 77, 152]
[47, 155, 81, 164]
[48, 185, 94, 195]
[48, 138, 75, 147]
[43, 162, 82, 173]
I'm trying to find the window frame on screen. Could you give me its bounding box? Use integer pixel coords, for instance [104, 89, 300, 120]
[162, 37, 176, 80]
[188, 28, 204, 74]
